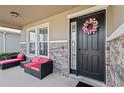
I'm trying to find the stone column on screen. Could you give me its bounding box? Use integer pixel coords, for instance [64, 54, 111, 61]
[106, 36, 124, 86]
[49, 41, 69, 77]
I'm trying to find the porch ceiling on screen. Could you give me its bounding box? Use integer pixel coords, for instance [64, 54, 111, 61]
[0, 5, 79, 30]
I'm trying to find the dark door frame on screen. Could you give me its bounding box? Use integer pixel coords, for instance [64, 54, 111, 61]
[69, 9, 106, 83]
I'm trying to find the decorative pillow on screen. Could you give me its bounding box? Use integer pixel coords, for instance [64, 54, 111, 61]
[17, 53, 24, 60]
[38, 58, 49, 64]
[32, 57, 41, 63]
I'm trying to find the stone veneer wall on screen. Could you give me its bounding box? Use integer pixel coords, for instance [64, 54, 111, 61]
[107, 36, 124, 86]
[49, 42, 69, 77]
[19, 42, 27, 54]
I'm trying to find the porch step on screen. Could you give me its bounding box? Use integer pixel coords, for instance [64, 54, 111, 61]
[69, 74, 107, 87]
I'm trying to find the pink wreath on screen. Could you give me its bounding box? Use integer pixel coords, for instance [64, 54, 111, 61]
[82, 18, 99, 35]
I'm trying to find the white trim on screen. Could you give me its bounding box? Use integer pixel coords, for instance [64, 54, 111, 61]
[105, 7, 107, 82]
[48, 23, 50, 58]
[49, 40, 67, 43]
[35, 27, 38, 56]
[28, 29, 36, 56]
[0, 26, 21, 34]
[67, 5, 109, 19]
[67, 19, 70, 78]
[26, 29, 29, 56]
[107, 22, 124, 41]
[3, 32, 6, 53]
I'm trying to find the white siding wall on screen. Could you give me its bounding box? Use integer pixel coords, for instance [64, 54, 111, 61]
[5, 33, 20, 52]
[0, 31, 20, 53]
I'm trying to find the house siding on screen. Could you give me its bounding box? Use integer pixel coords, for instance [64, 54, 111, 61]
[107, 6, 124, 37]
[21, 5, 94, 42]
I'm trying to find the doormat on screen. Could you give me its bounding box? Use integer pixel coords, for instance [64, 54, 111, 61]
[76, 81, 93, 87]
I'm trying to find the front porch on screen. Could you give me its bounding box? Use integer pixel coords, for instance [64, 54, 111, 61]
[0, 5, 124, 87]
[0, 66, 78, 87]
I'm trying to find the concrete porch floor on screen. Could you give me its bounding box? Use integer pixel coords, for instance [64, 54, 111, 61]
[0, 66, 78, 87]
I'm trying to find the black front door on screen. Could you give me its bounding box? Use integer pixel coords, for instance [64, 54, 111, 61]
[77, 10, 105, 81]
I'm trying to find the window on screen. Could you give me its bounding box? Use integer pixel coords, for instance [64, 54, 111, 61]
[28, 30, 36, 55]
[38, 27, 48, 56]
[71, 22, 77, 70]
[27, 23, 49, 57]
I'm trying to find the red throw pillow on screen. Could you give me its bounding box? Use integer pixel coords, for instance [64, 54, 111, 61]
[32, 57, 41, 63]
[38, 58, 49, 64]
[17, 53, 24, 60]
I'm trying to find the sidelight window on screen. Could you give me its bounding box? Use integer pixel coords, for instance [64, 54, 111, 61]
[71, 22, 77, 70]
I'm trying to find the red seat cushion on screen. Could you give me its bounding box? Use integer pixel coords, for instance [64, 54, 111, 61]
[24, 62, 36, 68]
[31, 64, 40, 68]
[0, 58, 21, 65]
[17, 53, 25, 60]
[24, 62, 40, 71]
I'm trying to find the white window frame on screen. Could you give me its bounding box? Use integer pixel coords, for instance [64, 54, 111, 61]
[26, 22, 49, 58]
[26, 27, 37, 56]
[70, 22, 77, 70]
[37, 23, 49, 58]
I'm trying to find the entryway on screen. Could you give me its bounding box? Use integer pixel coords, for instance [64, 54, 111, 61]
[70, 10, 106, 82]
